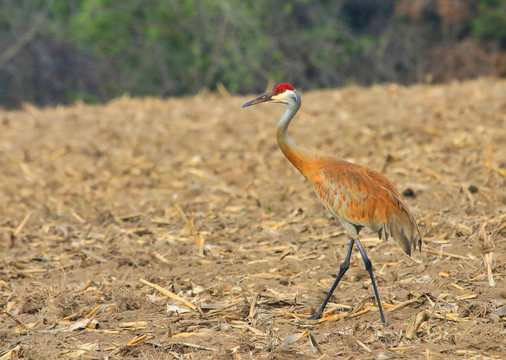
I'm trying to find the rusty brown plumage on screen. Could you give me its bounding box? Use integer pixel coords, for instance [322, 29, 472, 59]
[307, 156, 421, 256]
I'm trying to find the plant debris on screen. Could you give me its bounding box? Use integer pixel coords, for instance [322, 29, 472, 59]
[0, 79, 505, 358]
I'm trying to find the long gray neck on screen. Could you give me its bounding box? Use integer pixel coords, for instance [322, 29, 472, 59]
[276, 96, 318, 177]
[276, 100, 300, 147]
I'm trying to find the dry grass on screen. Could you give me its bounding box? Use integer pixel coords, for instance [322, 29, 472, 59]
[0, 78, 505, 359]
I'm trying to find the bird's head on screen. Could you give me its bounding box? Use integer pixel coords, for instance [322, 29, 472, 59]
[242, 83, 299, 108]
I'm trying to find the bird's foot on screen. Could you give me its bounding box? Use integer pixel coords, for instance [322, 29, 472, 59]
[306, 311, 323, 321]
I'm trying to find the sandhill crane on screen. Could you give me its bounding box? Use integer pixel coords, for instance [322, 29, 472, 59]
[242, 83, 422, 324]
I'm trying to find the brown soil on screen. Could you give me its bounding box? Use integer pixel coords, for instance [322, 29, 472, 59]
[1, 78, 505, 359]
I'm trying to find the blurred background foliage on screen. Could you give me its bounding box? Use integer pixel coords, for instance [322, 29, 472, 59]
[0, 0, 504, 108]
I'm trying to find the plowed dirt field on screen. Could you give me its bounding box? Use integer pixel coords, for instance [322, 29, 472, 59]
[1, 78, 505, 359]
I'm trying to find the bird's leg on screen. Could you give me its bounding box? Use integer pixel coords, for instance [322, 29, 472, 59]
[354, 238, 387, 325]
[307, 238, 354, 320]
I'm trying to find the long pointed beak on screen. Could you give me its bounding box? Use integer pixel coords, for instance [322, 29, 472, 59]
[242, 92, 273, 108]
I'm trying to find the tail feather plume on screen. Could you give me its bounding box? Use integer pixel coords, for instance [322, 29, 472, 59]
[383, 199, 421, 256]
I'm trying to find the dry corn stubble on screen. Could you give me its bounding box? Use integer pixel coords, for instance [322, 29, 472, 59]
[0, 79, 505, 359]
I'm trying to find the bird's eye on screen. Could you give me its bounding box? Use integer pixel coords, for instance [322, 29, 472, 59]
[281, 88, 286, 93]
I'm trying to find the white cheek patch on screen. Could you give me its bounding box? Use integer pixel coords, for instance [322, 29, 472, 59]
[272, 90, 294, 103]
[271, 94, 285, 102]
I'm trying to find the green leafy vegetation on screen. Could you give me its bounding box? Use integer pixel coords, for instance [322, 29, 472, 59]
[471, 0, 506, 40]
[0, 0, 503, 107]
